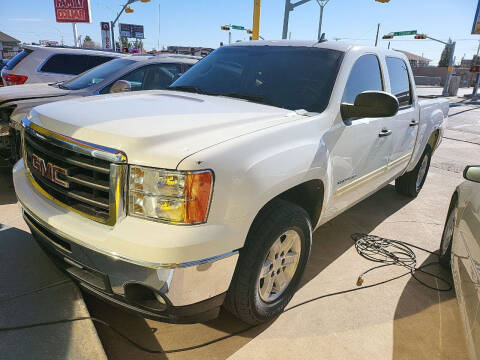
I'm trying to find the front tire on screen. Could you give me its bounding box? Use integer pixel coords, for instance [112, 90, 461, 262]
[395, 145, 432, 197]
[439, 196, 457, 269]
[224, 199, 312, 325]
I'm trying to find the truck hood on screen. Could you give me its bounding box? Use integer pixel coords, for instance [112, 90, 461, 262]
[0, 83, 70, 105]
[30, 90, 295, 169]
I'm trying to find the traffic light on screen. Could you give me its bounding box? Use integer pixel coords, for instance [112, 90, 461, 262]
[382, 34, 394, 39]
[414, 34, 427, 39]
[471, 65, 480, 73]
[246, 29, 253, 34]
[221, 25, 230, 31]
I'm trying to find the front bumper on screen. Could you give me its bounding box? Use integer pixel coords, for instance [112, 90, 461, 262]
[23, 208, 238, 323]
[14, 160, 239, 323]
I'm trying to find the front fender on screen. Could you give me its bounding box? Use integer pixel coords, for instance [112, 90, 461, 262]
[177, 115, 330, 250]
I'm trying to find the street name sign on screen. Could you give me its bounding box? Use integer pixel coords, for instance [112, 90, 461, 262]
[393, 30, 417, 36]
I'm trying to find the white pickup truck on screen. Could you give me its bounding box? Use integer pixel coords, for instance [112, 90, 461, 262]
[13, 41, 449, 324]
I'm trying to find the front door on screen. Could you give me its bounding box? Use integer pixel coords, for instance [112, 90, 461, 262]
[329, 54, 393, 214]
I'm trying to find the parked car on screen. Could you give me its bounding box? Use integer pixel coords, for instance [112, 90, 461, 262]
[0, 54, 199, 162]
[440, 165, 480, 360]
[13, 40, 449, 325]
[0, 45, 124, 86]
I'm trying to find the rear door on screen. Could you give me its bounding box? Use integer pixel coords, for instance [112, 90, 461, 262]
[384, 57, 419, 176]
[330, 54, 393, 211]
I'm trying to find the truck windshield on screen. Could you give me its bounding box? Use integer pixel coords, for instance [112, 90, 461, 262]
[60, 58, 135, 90]
[169, 46, 343, 113]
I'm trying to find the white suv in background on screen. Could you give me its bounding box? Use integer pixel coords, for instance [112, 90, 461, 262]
[1, 45, 124, 86]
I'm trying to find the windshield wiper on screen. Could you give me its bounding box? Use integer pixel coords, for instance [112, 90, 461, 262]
[221, 92, 278, 107]
[167, 85, 206, 94]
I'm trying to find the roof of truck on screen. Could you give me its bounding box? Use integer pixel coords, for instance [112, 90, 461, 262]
[228, 40, 409, 60]
[229, 40, 353, 51]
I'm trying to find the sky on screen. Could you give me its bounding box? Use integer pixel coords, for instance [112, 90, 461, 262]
[1, 0, 480, 65]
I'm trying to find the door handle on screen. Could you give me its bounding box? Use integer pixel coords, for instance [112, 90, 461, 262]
[379, 129, 392, 137]
[409, 120, 419, 127]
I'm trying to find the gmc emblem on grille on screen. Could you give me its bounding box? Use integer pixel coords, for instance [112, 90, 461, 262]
[31, 153, 69, 188]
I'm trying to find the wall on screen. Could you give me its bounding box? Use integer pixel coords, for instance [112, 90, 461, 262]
[412, 66, 475, 86]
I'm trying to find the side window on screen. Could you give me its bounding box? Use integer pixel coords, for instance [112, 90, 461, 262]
[386, 57, 412, 107]
[87, 56, 113, 69]
[40, 54, 113, 75]
[100, 66, 148, 94]
[342, 54, 383, 104]
[143, 64, 182, 90]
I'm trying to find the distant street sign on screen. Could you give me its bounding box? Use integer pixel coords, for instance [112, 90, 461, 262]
[54, 0, 92, 23]
[473, 0, 480, 34]
[393, 30, 417, 36]
[231, 25, 245, 30]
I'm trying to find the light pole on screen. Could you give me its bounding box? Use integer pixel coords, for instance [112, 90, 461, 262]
[110, 0, 150, 52]
[316, 0, 330, 42]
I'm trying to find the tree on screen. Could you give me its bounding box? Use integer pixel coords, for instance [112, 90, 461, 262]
[82, 35, 97, 48]
[473, 55, 480, 66]
[438, 38, 453, 67]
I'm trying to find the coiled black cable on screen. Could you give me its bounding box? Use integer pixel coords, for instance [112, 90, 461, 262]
[0, 233, 452, 354]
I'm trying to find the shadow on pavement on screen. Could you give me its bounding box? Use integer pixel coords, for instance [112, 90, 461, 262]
[301, 184, 413, 288]
[87, 184, 416, 359]
[392, 254, 469, 359]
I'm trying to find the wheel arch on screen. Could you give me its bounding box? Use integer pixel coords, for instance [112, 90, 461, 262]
[251, 179, 325, 232]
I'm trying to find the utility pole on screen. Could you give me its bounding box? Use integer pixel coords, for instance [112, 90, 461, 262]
[229, 31, 232, 44]
[471, 40, 480, 100]
[375, 23, 380, 46]
[252, 0, 261, 40]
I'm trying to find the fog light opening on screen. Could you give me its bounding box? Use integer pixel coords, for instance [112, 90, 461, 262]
[124, 283, 167, 312]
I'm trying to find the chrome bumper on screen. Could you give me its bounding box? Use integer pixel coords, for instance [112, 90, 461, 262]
[22, 208, 239, 323]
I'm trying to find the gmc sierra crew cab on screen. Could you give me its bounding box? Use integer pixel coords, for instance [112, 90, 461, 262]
[13, 40, 449, 324]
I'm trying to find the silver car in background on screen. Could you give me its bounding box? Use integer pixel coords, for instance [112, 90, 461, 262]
[0, 54, 200, 161]
[440, 165, 480, 360]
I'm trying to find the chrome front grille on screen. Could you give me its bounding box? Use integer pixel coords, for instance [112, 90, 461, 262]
[22, 119, 127, 225]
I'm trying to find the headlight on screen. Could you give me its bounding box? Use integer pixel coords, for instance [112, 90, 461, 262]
[128, 166, 213, 224]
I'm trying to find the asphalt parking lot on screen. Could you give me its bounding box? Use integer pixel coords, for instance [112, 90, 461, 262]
[0, 88, 478, 359]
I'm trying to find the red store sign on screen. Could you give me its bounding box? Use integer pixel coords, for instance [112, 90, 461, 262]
[54, 0, 92, 23]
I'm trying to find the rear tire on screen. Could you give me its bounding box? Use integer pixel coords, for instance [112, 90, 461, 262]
[395, 145, 432, 198]
[224, 199, 312, 325]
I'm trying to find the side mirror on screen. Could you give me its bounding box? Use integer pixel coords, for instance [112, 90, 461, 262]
[341, 91, 399, 120]
[109, 80, 131, 94]
[463, 165, 480, 183]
